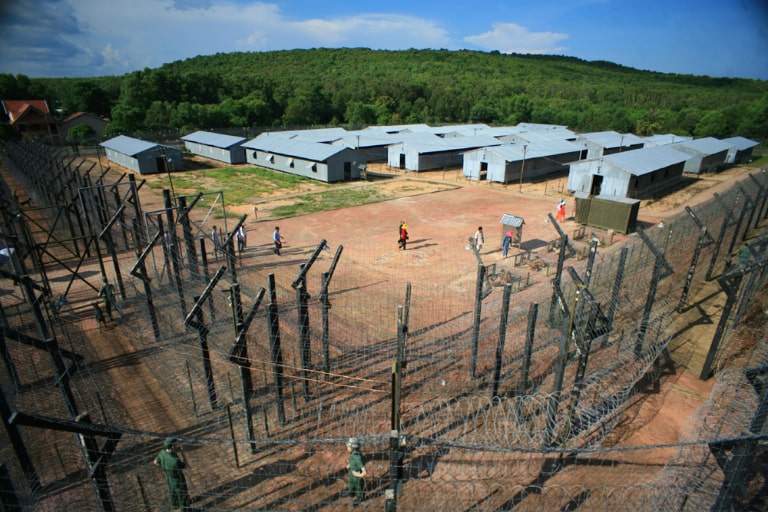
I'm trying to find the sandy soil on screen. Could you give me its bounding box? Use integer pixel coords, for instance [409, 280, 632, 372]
[4, 152, 765, 510]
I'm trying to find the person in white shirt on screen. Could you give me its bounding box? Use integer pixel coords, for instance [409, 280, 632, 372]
[474, 226, 484, 252]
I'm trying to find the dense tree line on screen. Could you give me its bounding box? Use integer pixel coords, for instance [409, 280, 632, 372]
[1, 48, 767, 141]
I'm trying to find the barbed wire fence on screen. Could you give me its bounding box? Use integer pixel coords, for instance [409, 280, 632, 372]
[0, 140, 766, 511]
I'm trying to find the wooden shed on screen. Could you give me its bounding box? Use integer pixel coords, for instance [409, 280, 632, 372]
[181, 130, 247, 164]
[100, 135, 182, 175]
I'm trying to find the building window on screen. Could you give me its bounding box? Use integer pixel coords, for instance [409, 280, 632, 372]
[267, 154, 274, 163]
[288, 158, 294, 168]
[307, 163, 317, 173]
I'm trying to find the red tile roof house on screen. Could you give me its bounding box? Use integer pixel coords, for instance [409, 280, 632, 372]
[1, 99, 61, 140]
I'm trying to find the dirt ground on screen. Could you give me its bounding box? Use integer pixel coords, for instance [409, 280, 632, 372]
[5, 154, 765, 510]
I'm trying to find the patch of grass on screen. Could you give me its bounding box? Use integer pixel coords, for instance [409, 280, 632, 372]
[270, 188, 386, 218]
[745, 155, 767, 168]
[151, 166, 331, 204]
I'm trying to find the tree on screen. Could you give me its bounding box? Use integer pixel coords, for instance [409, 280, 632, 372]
[144, 101, 173, 132]
[737, 94, 768, 141]
[694, 111, 729, 138]
[345, 102, 377, 127]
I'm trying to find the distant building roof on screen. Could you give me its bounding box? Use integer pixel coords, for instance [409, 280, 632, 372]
[670, 137, 732, 155]
[365, 124, 432, 134]
[641, 133, 693, 146]
[429, 124, 491, 136]
[100, 135, 162, 156]
[509, 124, 577, 140]
[335, 132, 399, 148]
[181, 130, 246, 148]
[476, 142, 576, 161]
[603, 145, 691, 176]
[721, 136, 759, 151]
[398, 134, 502, 154]
[580, 130, 644, 148]
[242, 137, 350, 162]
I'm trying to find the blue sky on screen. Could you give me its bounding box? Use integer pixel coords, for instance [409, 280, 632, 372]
[1, 0, 766, 79]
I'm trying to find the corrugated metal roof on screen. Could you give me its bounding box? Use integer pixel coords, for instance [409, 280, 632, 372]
[335, 133, 398, 148]
[641, 133, 693, 146]
[580, 131, 644, 148]
[242, 137, 348, 162]
[500, 214, 525, 227]
[670, 137, 732, 155]
[181, 130, 246, 148]
[604, 145, 690, 175]
[721, 136, 759, 151]
[400, 135, 502, 154]
[429, 124, 491, 136]
[365, 124, 432, 134]
[478, 142, 575, 161]
[508, 130, 580, 148]
[100, 135, 161, 156]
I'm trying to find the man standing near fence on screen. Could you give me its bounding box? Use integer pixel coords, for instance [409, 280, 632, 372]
[98, 277, 118, 321]
[153, 437, 191, 511]
[345, 437, 367, 506]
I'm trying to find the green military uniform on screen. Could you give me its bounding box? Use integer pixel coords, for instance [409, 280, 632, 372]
[154, 438, 190, 511]
[347, 438, 366, 503]
[98, 278, 116, 320]
[738, 246, 751, 266]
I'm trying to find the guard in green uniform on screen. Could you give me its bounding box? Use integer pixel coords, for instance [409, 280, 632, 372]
[98, 277, 117, 320]
[346, 437, 367, 505]
[154, 437, 191, 511]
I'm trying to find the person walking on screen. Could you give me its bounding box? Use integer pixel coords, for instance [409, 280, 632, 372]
[502, 231, 513, 258]
[98, 277, 117, 321]
[398, 222, 409, 251]
[345, 437, 367, 505]
[474, 226, 484, 252]
[556, 198, 566, 223]
[236, 224, 247, 254]
[273, 226, 285, 255]
[154, 438, 191, 512]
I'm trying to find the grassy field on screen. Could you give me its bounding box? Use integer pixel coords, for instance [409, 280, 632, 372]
[145, 164, 398, 219]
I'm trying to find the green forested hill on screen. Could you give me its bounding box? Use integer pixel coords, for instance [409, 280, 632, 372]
[3, 48, 768, 141]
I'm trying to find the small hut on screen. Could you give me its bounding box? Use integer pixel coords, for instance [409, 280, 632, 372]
[500, 214, 525, 248]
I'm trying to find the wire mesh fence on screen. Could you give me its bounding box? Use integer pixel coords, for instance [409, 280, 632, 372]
[0, 140, 767, 511]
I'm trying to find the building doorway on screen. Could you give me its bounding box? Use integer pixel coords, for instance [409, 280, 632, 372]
[590, 174, 603, 196]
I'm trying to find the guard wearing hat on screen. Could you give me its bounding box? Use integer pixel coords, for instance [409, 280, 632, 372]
[154, 437, 191, 511]
[346, 437, 368, 505]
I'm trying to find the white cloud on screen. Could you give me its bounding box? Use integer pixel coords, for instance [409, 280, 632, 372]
[465, 22, 569, 55]
[101, 44, 130, 69]
[240, 13, 450, 50]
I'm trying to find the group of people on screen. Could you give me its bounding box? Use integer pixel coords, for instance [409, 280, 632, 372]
[210, 224, 249, 262]
[153, 436, 368, 509]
